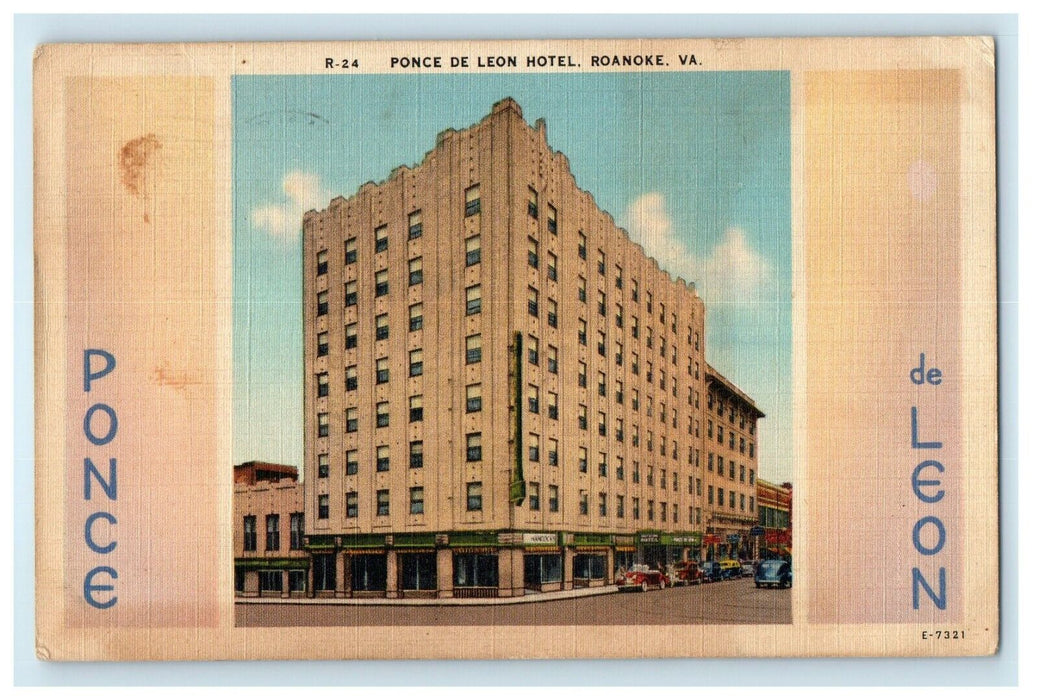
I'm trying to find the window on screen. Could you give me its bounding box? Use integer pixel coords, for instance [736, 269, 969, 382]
[466, 284, 482, 315]
[597, 290, 606, 316]
[344, 280, 357, 307]
[578, 275, 586, 302]
[344, 237, 357, 264]
[578, 231, 587, 259]
[465, 184, 481, 216]
[317, 372, 329, 397]
[376, 445, 390, 472]
[749, 496, 755, 513]
[529, 482, 541, 510]
[408, 210, 422, 239]
[316, 249, 328, 275]
[548, 485, 559, 512]
[730, 491, 736, 509]
[598, 411, 607, 437]
[578, 360, 587, 387]
[547, 204, 557, 234]
[528, 286, 539, 317]
[740, 464, 746, 482]
[528, 385, 540, 414]
[615, 341, 623, 366]
[578, 446, 588, 472]
[598, 371, 607, 397]
[290, 512, 304, 550]
[466, 333, 482, 364]
[377, 489, 390, 517]
[265, 514, 280, 551]
[344, 323, 357, 349]
[548, 437, 558, 465]
[578, 404, 588, 431]
[409, 394, 423, 422]
[409, 441, 424, 469]
[528, 187, 538, 218]
[696, 478, 702, 496]
[740, 493, 746, 511]
[409, 303, 423, 331]
[598, 452, 607, 477]
[375, 313, 389, 340]
[409, 348, 423, 377]
[633, 462, 641, 484]
[243, 515, 256, 551]
[409, 257, 423, 286]
[598, 493, 608, 517]
[346, 492, 358, 518]
[410, 487, 425, 515]
[318, 453, 329, 478]
[579, 491, 589, 515]
[597, 331, 606, 357]
[616, 495, 625, 518]
[633, 498, 640, 520]
[466, 433, 482, 462]
[673, 472, 679, 491]
[346, 449, 358, 475]
[467, 481, 483, 511]
[375, 269, 389, 297]
[548, 391, 558, 420]
[317, 290, 328, 316]
[615, 303, 623, 328]
[749, 469, 755, 485]
[318, 495, 329, 520]
[578, 318, 587, 346]
[376, 357, 389, 384]
[529, 433, 540, 462]
[465, 234, 481, 266]
[346, 407, 358, 433]
[528, 335, 539, 365]
[597, 249, 605, 275]
[318, 412, 329, 438]
[647, 466, 655, 487]
[616, 457, 625, 480]
[661, 469, 667, 490]
[376, 401, 389, 428]
[750, 443, 756, 458]
[317, 331, 329, 357]
[547, 298, 558, 328]
[374, 225, 388, 253]
[528, 237, 539, 269]
[632, 280, 639, 302]
[615, 265, 623, 289]
[466, 383, 482, 412]
[547, 252, 558, 281]
[646, 291, 652, 314]
[547, 345, 558, 374]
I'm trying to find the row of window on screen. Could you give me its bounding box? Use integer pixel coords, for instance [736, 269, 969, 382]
[315, 482, 484, 520]
[241, 513, 304, 552]
[707, 420, 757, 454]
[707, 485, 756, 513]
[708, 392, 758, 435]
[707, 453, 756, 484]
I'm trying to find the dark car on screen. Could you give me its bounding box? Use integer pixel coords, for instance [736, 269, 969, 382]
[754, 559, 792, 589]
[699, 560, 722, 582]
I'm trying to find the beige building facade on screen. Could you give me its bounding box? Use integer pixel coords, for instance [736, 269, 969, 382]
[300, 98, 763, 598]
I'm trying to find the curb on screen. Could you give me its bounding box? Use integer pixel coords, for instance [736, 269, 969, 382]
[236, 585, 620, 606]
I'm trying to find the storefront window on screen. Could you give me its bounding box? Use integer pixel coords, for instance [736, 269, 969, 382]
[313, 553, 336, 592]
[453, 553, 498, 588]
[288, 569, 307, 592]
[351, 554, 388, 591]
[258, 570, 282, 593]
[523, 554, 563, 588]
[399, 553, 437, 591]
[574, 554, 606, 580]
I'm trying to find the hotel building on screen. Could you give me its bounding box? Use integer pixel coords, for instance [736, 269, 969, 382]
[299, 98, 762, 598]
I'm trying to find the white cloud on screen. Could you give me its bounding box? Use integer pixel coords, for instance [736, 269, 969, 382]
[624, 192, 772, 305]
[251, 171, 330, 239]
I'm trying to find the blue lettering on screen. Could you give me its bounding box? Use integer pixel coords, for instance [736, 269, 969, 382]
[84, 457, 117, 500]
[83, 566, 118, 609]
[83, 403, 117, 446]
[912, 567, 947, 610]
[83, 349, 116, 392]
[911, 407, 942, 449]
[911, 460, 945, 503]
[912, 515, 946, 556]
[84, 511, 117, 554]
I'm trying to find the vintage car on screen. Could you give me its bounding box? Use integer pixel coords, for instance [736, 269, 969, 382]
[754, 559, 793, 589]
[615, 564, 670, 592]
[672, 560, 703, 586]
[698, 560, 722, 582]
[718, 559, 742, 580]
[740, 560, 757, 577]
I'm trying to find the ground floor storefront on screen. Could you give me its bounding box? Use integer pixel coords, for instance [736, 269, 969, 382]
[234, 530, 708, 599]
[234, 557, 311, 598]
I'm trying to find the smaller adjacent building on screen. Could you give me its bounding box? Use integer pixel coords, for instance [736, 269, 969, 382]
[755, 478, 792, 560]
[234, 461, 308, 597]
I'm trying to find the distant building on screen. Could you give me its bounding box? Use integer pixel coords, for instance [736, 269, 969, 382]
[297, 98, 765, 598]
[233, 462, 307, 597]
[755, 478, 792, 559]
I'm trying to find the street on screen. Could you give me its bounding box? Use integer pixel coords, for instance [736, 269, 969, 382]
[235, 577, 790, 627]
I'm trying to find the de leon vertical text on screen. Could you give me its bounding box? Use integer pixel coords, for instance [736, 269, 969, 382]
[81, 349, 119, 609]
[909, 353, 948, 611]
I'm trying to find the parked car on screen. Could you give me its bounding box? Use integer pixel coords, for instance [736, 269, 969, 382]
[672, 560, 703, 586]
[740, 560, 757, 578]
[754, 559, 792, 589]
[699, 560, 722, 582]
[718, 559, 742, 580]
[616, 564, 670, 592]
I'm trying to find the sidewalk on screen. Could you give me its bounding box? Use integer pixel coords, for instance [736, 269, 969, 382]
[236, 585, 619, 606]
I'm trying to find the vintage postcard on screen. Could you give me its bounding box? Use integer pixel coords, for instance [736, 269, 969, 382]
[33, 37, 997, 660]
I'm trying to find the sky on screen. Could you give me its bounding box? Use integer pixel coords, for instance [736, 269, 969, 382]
[233, 71, 792, 484]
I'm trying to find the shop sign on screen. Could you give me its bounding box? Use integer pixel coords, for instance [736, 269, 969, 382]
[522, 532, 557, 545]
[638, 533, 660, 544]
